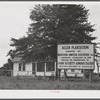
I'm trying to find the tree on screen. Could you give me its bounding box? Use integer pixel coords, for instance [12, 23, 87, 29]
[1, 59, 13, 70]
[9, 4, 96, 62]
[0, 58, 13, 76]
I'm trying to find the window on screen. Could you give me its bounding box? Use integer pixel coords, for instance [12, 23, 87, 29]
[46, 62, 55, 71]
[23, 63, 25, 71]
[37, 62, 45, 72]
[19, 63, 26, 71]
[19, 63, 21, 71]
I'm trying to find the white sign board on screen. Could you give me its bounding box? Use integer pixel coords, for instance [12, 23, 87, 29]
[57, 44, 94, 69]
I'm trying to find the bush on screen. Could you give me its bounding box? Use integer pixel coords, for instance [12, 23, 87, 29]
[0, 70, 12, 77]
[84, 70, 89, 78]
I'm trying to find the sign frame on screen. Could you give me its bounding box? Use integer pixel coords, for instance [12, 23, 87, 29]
[57, 43, 95, 70]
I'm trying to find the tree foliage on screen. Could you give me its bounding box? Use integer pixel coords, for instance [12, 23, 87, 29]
[0, 59, 13, 76]
[9, 4, 96, 62]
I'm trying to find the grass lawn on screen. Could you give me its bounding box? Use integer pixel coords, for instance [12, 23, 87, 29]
[0, 75, 100, 90]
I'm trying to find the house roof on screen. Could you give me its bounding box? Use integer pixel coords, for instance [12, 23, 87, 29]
[12, 56, 22, 62]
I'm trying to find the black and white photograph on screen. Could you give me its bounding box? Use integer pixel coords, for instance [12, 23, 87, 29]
[0, 1, 100, 98]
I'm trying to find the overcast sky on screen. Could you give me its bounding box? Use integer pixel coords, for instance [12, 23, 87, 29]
[0, 2, 100, 66]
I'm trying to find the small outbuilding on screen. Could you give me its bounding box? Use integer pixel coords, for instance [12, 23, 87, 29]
[12, 55, 56, 77]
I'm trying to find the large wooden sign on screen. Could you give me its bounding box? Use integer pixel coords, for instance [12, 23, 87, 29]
[57, 44, 94, 70]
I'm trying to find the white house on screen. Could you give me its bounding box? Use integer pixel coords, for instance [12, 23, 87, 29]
[12, 56, 56, 77]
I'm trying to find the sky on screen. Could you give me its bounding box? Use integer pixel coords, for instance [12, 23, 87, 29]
[0, 1, 100, 67]
[0, 2, 34, 66]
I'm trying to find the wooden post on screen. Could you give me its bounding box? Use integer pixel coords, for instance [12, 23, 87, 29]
[89, 70, 92, 83]
[64, 69, 65, 80]
[58, 69, 61, 81]
[56, 61, 58, 80]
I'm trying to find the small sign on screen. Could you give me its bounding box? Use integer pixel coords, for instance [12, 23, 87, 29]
[57, 44, 94, 69]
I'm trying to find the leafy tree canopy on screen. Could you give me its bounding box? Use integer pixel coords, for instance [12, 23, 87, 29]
[9, 4, 96, 62]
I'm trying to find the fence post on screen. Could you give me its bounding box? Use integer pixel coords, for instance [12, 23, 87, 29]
[58, 69, 61, 81]
[89, 70, 92, 83]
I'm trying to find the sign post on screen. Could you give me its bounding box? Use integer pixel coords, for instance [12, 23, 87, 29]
[57, 44, 95, 82]
[89, 70, 93, 83]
